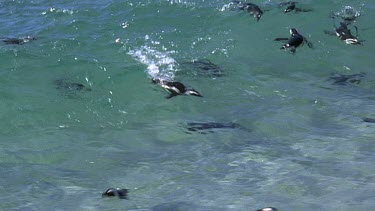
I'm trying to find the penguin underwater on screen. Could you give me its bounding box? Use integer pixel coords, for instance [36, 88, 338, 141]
[232, 1, 263, 21]
[152, 78, 203, 99]
[102, 188, 128, 199]
[274, 28, 313, 53]
[280, 1, 312, 13]
[1, 36, 36, 45]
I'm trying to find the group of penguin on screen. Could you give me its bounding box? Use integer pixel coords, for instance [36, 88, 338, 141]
[151, 0, 363, 100]
[101, 188, 278, 211]
[1, 2, 367, 209]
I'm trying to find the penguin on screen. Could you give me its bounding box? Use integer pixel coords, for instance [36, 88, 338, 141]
[54, 79, 92, 91]
[186, 122, 239, 132]
[256, 207, 278, 211]
[102, 188, 128, 199]
[274, 28, 313, 53]
[152, 78, 203, 99]
[281, 2, 312, 13]
[328, 72, 365, 85]
[232, 1, 263, 21]
[363, 117, 375, 123]
[324, 22, 361, 45]
[1, 36, 36, 45]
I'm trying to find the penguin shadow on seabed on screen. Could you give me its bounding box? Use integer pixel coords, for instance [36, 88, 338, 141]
[182, 121, 251, 134]
[54, 78, 92, 99]
[177, 59, 224, 79]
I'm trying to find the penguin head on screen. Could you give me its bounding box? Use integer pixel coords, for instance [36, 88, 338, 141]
[284, 2, 295, 13]
[256, 207, 278, 211]
[290, 28, 299, 35]
[255, 10, 263, 21]
[185, 89, 203, 97]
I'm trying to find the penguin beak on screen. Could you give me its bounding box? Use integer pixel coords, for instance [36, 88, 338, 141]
[186, 90, 203, 97]
[151, 78, 160, 84]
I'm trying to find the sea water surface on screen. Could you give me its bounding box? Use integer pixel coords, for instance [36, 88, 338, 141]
[0, 0, 374, 210]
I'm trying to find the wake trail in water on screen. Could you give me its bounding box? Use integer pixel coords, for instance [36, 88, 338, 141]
[128, 43, 178, 81]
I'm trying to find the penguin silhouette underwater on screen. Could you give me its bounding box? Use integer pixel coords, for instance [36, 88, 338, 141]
[232, 1, 264, 22]
[1, 36, 36, 45]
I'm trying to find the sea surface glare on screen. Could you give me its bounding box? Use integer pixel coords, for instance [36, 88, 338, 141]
[0, 0, 374, 210]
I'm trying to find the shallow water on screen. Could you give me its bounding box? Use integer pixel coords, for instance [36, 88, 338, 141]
[0, 0, 374, 210]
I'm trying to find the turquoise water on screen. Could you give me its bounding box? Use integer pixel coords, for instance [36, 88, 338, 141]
[0, 0, 374, 210]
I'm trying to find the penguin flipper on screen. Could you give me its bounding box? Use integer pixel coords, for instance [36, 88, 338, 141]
[324, 30, 336, 36]
[166, 93, 178, 99]
[303, 37, 313, 48]
[274, 37, 289, 42]
[295, 8, 312, 13]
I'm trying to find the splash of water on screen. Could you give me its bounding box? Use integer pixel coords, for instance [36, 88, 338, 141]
[334, 5, 361, 21]
[128, 44, 177, 80]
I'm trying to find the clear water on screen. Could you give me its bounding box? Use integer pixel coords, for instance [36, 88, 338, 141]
[0, 0, 374, 210]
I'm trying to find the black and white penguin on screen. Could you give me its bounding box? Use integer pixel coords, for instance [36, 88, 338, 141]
[284, 2, 296, 13]
[324, 22, 360, 45]
[152, 78, 203, 99]
[232, 1, 263, 21]
[281, 1, 312, 13]
[256, 207, 278, 211]
[335, 22, 360, 44]
[102, 188, 128, 199]
[275, 28, 313, 53]
[1, 36, 36, 45]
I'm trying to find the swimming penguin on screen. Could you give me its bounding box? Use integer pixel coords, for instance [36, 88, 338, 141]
[232, 1, 263, 21]
[152, 78, 203, 99]
[1, 36, 36, 45]
[186, 122, 239, 133]
[54, 79, 92, 92]
[256, 207, 278, 211]
[324, 22, 361, 45]
[280, 1, 312, 13]
[102, 188, 128, 199]
[328, 72, 365, 85]
[363, 117, 375, 123]
[274, 28, 313, 53]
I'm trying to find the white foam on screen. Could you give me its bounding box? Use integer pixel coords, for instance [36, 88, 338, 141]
[41, 7, 75, 15]
[128, 45, 177, 80]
